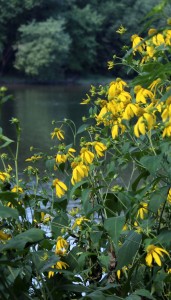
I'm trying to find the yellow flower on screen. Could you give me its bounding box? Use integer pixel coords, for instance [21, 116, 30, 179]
[145, 244, 169, 267]
[152, 33, 165, 46]
[116, 25, 127, 35]
[148, 78, 161, 92]
[162, 122, 171, 138]
[41, 212, 52, 223]
[91, 141, 107, 157]
[134, 85, 154, 104]
[137, 202, 148, 219]
[72, 216, 89, 229]
[48, 261, 69, 278]
[146, 45, 155, 58]
[0, 172, 10, 182]
[134, 116, 146, 137]
[108, 78, 127, 100]
[80, 147, 94, 164]
[71, 162, 89, 185]
[48, 265, 55, 278]
[68, 147, 76, 158]
[122, 103, 139, 120]
[51, 128, 64, 140]
[11, 186, 23, 193]
[167, 188, 171, 203]
[56, 153, 67, 164]
[134, 112, 155, 138]
[161, 105, 171, 122]
[111, 120, 126, 139]
[55, 236, 68, 255]
[131, 34, 145, 54]
[148, 28, 157, 36]
[69, 207, 80, 216]
[0, 230, 11, 240]
[107, 61, 114, 70]
[56, 261, 69, 270]
[53, 179, 67, 198]
[165, 29, 171, 46]
[80, 94, 91, 105]
[25, 155, 42, 162]
[122, 224, 128, 231]
[116, 266, 128, 279]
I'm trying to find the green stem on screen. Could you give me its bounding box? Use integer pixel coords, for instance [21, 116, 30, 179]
[147, 131, 157, 155]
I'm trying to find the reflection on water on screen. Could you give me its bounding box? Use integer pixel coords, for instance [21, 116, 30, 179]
[1, 84, 89, 169]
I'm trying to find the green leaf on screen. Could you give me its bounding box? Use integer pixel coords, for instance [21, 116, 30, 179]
[149, 186, 168, 213]
[81, 188, 91, 214]
[140, 155, 162, 174]
[38, 253, 60, 273]
[0, 228, 45, 251]
[69, 180, 88, 199]
[116, 231, 142, 270]
[51, 211, 68, 237]
[104, 216, 125, 249]
[0, 134, 14, 148]
[0, 204, 19, 219]
[126, 296, 141, 300]
[132, 170, 149, 191]
[105, 193, 122, 217]
[77, 123, 90, 134]
[134, 289, 156, 299]
[155, 229, 171, 247]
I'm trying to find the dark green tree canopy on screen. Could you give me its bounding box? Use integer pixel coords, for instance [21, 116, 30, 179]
[0, 0, 165, 79]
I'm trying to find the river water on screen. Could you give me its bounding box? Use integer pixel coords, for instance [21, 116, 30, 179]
[1, 84, 90, 170]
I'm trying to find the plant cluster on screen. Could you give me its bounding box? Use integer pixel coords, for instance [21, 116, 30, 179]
[0, 15, 171, 300]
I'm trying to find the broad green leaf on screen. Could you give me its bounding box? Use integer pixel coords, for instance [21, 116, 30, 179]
[37, 253, 60, 273]
[149, 186, 168, 213]
[126, 296, 141, 300]
[116, 231, 142, 270]
[104, 216, 125, 249]
[7, 267, 21, 284]
[132, 170, 149, 191]
[77, 123, 90, 134]
[0, 228, 45, 251]
[134, 289, 156, 299]
[105, 193, 122, 217]
[82, 188, 91, 214]
[51, 211, 68, 237]
[0, 204, 19, 219]
[155, 229, 171, 247]
[140, 155, 162, 174]
[69, 180, 89, 199]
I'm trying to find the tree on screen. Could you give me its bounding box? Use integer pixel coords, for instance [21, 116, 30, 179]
[66, 4, 104, 74]
[0, 0, 46, 74]
[14, 18, 71, 80]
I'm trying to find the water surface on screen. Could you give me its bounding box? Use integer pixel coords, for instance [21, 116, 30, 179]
[2, 84, 90, 169]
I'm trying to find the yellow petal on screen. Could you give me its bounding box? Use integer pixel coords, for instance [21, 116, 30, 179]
[152, 252, 161, 266]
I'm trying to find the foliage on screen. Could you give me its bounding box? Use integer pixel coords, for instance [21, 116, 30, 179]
[1, 9, 171, 300]
[14, 18, 71, 78]
[0, 0, 164, 78]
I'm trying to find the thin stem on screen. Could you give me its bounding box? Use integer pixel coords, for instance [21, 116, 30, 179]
[147, 131, 157, 155]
